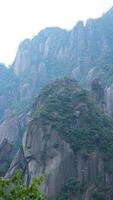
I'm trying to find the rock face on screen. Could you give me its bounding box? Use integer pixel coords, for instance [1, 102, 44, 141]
[0, 63, 21, 176]
[0, 139, 13, 176]
[2, 6, 113, 198]
[12, 39, 31, 76]
[0, 63, 19, 121]
[0, 109, 19, 175]
[6, 80, 113, 200]
[11, 7, 113, 116]
[105, 84, 113, 116]
[0, 109, 19, 144]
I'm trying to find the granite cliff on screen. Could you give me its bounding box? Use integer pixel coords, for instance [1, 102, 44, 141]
[6, 79, 113, 200]
[1, 7, 113, 199]
[10, 7, 113, 116]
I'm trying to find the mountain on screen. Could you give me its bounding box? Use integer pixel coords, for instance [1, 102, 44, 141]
[0, 6, 113, 197]
[12, 8, 113, 84]
[10, 7, 113, 116]
[6, 79, 113, 200]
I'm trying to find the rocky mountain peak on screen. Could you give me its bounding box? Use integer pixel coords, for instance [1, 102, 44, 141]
[103, 6, 113, 18]
[1, 7, 113, 199]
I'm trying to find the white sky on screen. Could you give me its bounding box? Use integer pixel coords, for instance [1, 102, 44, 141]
[0, 0, 113, 65]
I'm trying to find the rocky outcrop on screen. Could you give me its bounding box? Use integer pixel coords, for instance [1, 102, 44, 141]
[0, 138, 13, 176]
[12, 39, 31, 76]
[0, 109, 19, 144]
[7, 123, 109, 200]
[0, 109, 20, 176]
[90, 79, 113, 117]
[1, 6, 113, 198]
[6, 80, 113, 200]
[12, 28, 70, 77]
[10, 8, 113, 116]
[7, 123, 77, 199]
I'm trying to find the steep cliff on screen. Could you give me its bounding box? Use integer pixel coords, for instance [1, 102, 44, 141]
[6, 79, 113, 200]
[10, 7, 113, 116]
[1, 7, 113, 197]
[0, 64, 21, 175]
[0, 139, 13, 176]
[0, 108, 20, 175]
[0, 109, 19, 144]
[0, 63, 19, 121]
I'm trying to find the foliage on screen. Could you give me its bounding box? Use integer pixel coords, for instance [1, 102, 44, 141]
[0, 171, 46, 200]
[57, 178, 84, 200]
[93, 191, 105, 200]
[33, 80, 113, 173]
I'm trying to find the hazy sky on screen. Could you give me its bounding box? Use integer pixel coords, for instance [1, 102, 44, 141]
[0, 0, 113, 65]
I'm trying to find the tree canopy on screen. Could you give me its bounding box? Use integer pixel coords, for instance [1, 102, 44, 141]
[0, 172, 46, 200]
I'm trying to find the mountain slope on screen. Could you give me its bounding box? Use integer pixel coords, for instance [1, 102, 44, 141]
[12, 7, 113, 84]
[0, 64, 19, 121]
[10, 7, 113, 117]
[1, 6, 113, 192]
[6, 79, 113, 200]
[0, 64, 21, 175]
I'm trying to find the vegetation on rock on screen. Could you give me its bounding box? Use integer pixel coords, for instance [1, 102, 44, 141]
[34, 79, 113, 173]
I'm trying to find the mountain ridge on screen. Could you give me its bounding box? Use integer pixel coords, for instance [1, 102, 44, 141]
[1, 7, 113, 198]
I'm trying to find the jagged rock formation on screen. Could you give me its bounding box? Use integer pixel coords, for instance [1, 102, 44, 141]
[1, 7, 113, 196]
[0, 7, 112, 118]
[6, 79, 113, 200]
[11, 7, 113, 116]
